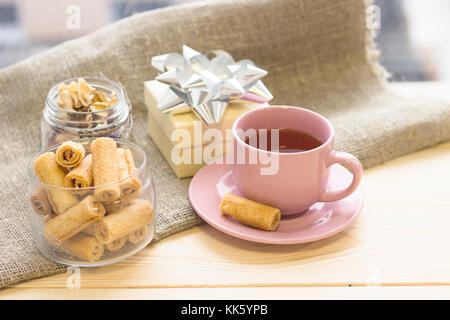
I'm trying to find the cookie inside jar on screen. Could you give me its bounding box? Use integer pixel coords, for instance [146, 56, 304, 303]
[42, 77, 132, 149]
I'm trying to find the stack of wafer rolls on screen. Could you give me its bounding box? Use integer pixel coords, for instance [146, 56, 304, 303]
[44, 211, 57, 223]
[127, 226, 150, 244]
[95, 199, 154, 245]
[33, 152, 79, 214]
[117, 148, 142, 201]
[105, 236, 127, 251]
[82, 223, 97, 236]
[103, 198, 128, 214]
[62, 234, 105, 262]
[56, 141, 86, 168]
[31, 137, 154, 262]
[44, 195, 105, 243]
[91, 138, 121, 202]
[30, 187, 51, 216]
[64, 154, 93, 191]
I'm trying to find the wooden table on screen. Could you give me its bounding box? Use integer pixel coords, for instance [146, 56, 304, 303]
[1, 142, 450, 299]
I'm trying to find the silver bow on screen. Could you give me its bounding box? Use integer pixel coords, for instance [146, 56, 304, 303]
[151, 45, 273, 125]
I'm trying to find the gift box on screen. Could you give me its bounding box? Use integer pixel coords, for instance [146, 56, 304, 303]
[145, 80, 269, 178]
[144, 46, 272, 178]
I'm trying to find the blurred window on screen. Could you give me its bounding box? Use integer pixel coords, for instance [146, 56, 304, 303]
[0, 0, 449, 82]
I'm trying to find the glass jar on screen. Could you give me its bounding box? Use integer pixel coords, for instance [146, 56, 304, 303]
[28, 138, 156, 267]
[41, 76, 132, 149]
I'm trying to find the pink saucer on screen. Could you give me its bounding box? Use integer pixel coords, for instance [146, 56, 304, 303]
[189, 160, 363, 244]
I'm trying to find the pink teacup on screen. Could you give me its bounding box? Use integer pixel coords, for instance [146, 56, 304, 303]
[231, 105, 363, 215]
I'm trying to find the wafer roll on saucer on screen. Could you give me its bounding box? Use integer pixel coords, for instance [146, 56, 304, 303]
[44, 195, 105, 243]
[56, 141, 85, 168]
[30, 187, 51, 215]
[62, 234, 104, 262]
[220, 193, 281, 231]
[127, 225, 150, 244]
[91, 138, 120, 202]
[95, 199, 154, 244]
[105, 236, 127, 251]
[117, 148, 142, 201]
[64, 154, 93, 191]
[33, 152, 79, 214]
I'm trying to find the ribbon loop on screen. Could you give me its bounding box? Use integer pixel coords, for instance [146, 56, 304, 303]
[151, 45, 273, 124]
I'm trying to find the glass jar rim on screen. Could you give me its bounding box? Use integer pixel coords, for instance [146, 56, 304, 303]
[46, 76, 129, 116]
[28, 138, 147, 191]
[42, 106, 130, 135]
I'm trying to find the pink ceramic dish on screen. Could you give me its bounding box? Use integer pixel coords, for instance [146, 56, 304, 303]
[189, 160, 363, 245]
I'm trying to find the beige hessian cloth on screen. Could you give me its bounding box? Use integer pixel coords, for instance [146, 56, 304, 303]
[0, 0, 449, 287]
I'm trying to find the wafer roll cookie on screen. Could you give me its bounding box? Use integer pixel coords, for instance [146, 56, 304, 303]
[127, 225, 150, 244]
[61, 166, 70, 174]
[56, 141, 85, 168]
[118, 148, 142, 201]
[62, 234, 104, 262]
[105, 236, 127, 251]
[64, 154, 93, 190]
[44, 195, 105, 243]
[82, 223, 97, 236]
[34, 152, 79, 214]
[44, 211, 57, 223]
[95, 199, 154, 244]
[91, 138, 120, 202]
[220, 193, 281, 231]
[104, 198, 128, 214]
[30, 187, 51, 215]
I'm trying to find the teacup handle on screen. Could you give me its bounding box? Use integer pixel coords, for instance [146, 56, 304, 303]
[319, 151, 363, 202]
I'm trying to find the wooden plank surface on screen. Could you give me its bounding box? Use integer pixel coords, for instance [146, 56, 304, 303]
[2, 286, 450, 300]
[2, 142, 450, 299]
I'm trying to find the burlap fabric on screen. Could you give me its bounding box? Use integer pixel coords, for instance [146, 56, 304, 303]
[1, 0, 449, 288]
